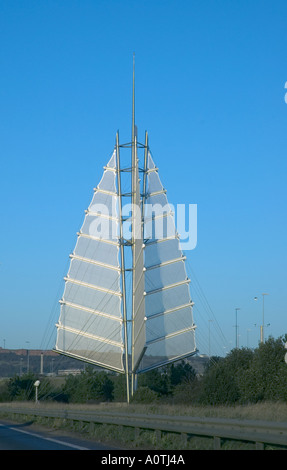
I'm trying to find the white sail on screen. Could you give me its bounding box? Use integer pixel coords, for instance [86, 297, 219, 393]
[137, 152, 196, 372]
[54, 55, 197, 402]
[131, 141, 146, 373]
[55, 151, 125, 373]
[55, 147, 197, 378]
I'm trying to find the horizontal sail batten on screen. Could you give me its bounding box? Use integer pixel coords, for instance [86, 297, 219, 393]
[144, 236, 179, 246]
[77, 232, 119, 246]
[85, 209, 119, 222]
[64, 276, 122, 296]
[145, 278, 190, 296]
[54, 348, 125, 374]
[93, 187, 118, 196]
[137, 350, 198, 374]
[59, 300, 123, 322]
[145, 256, 186, 270]
[146, 302, 194, 320]
[56, 323, 124, 349]
[144, 211, 173, 222]
[69, 254, 120, 272]
[143, 189, 167, 197]
[146, 325, 196, 346]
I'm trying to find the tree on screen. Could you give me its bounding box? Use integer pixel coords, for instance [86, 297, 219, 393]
[138, 368, 170, 396]
[238, 336, 287, 402]
[168, 361, 196, 388]
[8, 373, 37, 401]
[91, 372, 114, 401]
[199, 348, 254, 405]
[130, 386, 159, 403]
[61, 368, 114, 403]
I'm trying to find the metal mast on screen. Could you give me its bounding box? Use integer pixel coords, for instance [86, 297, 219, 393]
[131, 53, 136, 395]
[116, 131, 130, 404]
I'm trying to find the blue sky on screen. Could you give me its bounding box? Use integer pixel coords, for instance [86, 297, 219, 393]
[0, 0, 286, 355]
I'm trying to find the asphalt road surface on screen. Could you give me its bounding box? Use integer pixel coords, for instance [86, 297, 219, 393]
[0, 419, 118, 450]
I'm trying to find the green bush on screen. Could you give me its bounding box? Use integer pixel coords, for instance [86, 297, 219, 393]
[7, 373, 37, 401]
[130, 386, 159, 403]
[0, 380, 10, 402]
[237, 337, 287, 403]
[61, 367, 114, 403]
[4, 335, 287, 406]
[197, 336, 287, 405]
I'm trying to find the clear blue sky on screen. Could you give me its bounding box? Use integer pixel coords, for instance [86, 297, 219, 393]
[0, 0, 286, 355]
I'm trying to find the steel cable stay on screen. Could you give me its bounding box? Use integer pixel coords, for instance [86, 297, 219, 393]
[185, 259, 229, 357]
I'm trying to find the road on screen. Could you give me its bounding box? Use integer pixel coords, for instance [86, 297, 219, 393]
[0, 419, 118, 450]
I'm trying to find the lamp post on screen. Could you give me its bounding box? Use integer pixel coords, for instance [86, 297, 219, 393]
[247, 329, 252, 348]
[26, 341, 30, 373]
[262, 293, 269, 342]
[235, 308, 240, 348]
[208, 319, 213, 358]
[34, 380, 40, 404]
[254, 293, 269, 343]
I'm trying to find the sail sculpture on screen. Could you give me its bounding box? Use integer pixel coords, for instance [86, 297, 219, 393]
[55, 64, 197, 401]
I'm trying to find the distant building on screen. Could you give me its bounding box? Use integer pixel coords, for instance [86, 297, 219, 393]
[58, 369, 83, 376]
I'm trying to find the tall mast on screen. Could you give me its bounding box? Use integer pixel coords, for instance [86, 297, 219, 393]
[131, 53, 136, 395]
[132, 52, 135, 146]
[116, 131, 130, 403]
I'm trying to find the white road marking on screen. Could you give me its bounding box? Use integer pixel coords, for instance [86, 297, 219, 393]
[0, 424, 89, 450]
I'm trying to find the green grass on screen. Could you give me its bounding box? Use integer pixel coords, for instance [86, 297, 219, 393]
[0, 401, 287, 450]
[2, 399, 287, 420]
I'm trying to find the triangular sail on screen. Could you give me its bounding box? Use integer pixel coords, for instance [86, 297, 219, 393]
[55, 142, 197, 391]
[131, 140, 146, 373]
[137, 152, 196, 373]
[55, 151, 125, 373]
[54, 55, 197, 402]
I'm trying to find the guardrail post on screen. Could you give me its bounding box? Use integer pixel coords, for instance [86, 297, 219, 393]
[135, 427, 140, 440]
[89, 422, 95, 434]
[155, 429, 161, 444]
[118, 425, 124, 434]
[181, 432, 187, 447]
[256, 441, 264, 450]
[214, 436, 221, 450]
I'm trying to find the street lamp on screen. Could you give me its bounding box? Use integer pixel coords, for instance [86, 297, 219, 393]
[246, 329, 252, 348]
[208, 319, 213, 358]
[254, 293, 269, 343]
[26, 341, 30, 373]
[34, 380, 40, 404]
[235, 308, 241, 348]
